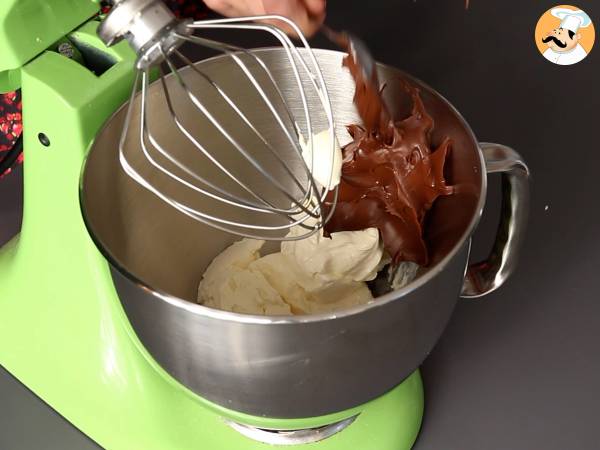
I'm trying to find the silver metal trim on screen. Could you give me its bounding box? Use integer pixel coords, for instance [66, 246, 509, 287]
[225, 416, 358, 445]
[460, 142, 530, 298]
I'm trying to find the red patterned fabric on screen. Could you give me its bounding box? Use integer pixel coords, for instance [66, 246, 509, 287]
[0, 1, 208, 177]
[0, 91, 23, 177]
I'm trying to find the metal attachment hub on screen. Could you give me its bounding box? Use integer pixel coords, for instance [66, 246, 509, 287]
[98, 0, 190, 68]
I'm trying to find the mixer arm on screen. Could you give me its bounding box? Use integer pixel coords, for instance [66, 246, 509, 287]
[0, 0, 100, 92]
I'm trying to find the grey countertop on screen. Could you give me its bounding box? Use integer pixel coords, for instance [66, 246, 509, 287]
[1, 0, 599, 449]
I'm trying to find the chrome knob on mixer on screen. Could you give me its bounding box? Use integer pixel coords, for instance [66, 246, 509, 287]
[97, 0, 339, 241]
[98, 0, 192, 68]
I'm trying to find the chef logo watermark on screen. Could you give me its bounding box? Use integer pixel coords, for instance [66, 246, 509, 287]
[535, 5, 595, 65]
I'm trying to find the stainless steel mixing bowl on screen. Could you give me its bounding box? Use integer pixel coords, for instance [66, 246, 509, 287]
[80, 49, 529, 418]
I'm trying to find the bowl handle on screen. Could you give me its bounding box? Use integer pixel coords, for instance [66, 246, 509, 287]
[460, 143, 530, 298]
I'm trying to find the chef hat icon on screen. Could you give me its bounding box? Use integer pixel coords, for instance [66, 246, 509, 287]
[551, 7, 592, 33]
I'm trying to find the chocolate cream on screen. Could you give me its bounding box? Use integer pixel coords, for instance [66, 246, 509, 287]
[323, 49, 455, 267]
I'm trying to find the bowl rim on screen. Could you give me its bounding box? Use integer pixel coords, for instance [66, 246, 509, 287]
[80, 47, 487, 325]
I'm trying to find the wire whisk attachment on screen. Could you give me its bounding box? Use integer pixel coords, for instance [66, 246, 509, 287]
[98, 0, 340, 241]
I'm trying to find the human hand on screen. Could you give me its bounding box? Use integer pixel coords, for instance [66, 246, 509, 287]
[202, 0, 326, 38]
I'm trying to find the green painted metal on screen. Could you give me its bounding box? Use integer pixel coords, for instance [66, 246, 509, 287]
[0, 0, 99, 73]
[0, 18, 424, 450]
[0, 69, 21, 93]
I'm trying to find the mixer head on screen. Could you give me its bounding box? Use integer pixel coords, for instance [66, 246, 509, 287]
[98, 0, 339, 241]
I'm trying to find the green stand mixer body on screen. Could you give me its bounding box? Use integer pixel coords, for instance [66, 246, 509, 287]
[0, 1, 423, 448]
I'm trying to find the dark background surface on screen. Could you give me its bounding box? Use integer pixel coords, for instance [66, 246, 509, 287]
[1, 0, 599, 449]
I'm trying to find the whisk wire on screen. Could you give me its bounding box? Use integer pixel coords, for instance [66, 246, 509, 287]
[161, 50, 321, 220]
[170, 48, 316, 215]
[103, 5, 339, 240]
[137, 71, 324, 236]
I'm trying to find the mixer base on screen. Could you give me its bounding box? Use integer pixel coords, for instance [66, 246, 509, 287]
[223, 371, 424, 449]
[0, 358, 423, 450]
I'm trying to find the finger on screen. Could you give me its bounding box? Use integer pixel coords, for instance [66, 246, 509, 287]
[301, 0, 327, 37]
[299, 11, 325, 38]
[302, 0, 326, 17]
[203, 0, 263, 17]
[202, 0, 238, 16]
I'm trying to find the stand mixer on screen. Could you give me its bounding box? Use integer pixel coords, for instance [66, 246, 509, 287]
[0, 1, 529, 449]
